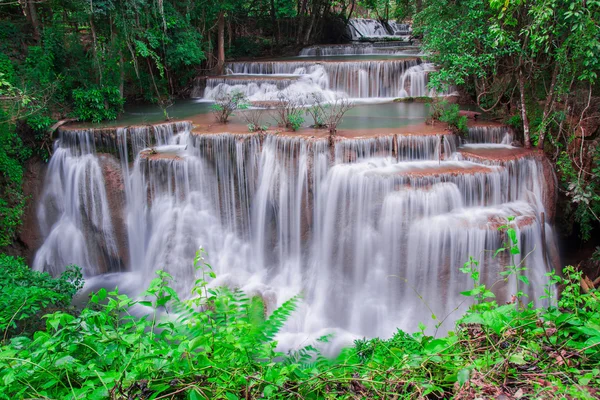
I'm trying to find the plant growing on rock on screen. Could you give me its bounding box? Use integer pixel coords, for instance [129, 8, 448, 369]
[321, 95, 354, 135]
[211, 89, 248, 124]
[305, 93, 327, 128]
[242, 108, 269, 132]
[272, 92, 305, 131]
[428, 99, 468, 134]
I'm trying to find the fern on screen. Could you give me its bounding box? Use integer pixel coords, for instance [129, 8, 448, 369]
[260, 294, 301, 343]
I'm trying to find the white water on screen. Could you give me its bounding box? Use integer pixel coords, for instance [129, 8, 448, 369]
[36, 122, 557, 349]
[465, 126, 514, 144]
[348, 19, 411, 40]
[299, 44, 420, 56]
[200, 59, 439, 100]
[34, 130, 121, 276]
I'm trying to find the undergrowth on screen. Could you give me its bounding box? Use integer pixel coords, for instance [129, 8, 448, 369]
[0, 245, 599, 399]
[0, 254, 82, 339]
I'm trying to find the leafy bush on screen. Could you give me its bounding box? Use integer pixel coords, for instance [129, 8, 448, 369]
[0, 254, 82, 339]
[226, 37, 269, 59]
[211, 90, 248, 124]
[0, 104, 32, 247]
[287, 111, 305, 131]
[72, 86, 125, 123]
[305, 94, 327, 128]
[556, 147, 600, 241]
[273, 93, 305, 131]
[439, 103, 468, 134]
[428, 100, 468, 134]
[241, 108, 269, 132]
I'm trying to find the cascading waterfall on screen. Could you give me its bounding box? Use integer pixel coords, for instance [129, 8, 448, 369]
[200, 59, 425, 100]
[299, 44, 418, 56]
[34, 130, 121, 276]
[35, 121, 557, 344]
[348, 19, 411, 40]
[333, 134, 458, 162]
[35, 32, 558, 348]
[466, 126, 514, 144]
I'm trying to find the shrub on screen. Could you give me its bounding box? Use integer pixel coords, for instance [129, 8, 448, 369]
[211, 89, 248, 124]
[321, 96, 354, 134]
[305, 93, 327, 128]
[429, 99, 468, 134]
[0, 250, 301, 399]
[241, 108, 269, 132]
[273, 92, 305, 131]
[72, 86, 124, 123]
[0, 254, 82, 339]
[304, 93, 354, 133]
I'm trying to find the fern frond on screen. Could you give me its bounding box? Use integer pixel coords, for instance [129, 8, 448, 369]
[260, 294, 301, 342]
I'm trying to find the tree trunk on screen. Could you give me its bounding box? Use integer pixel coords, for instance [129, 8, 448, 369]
[537, 63, 559, 150]
[296, 0, 309, 45]
[303, 0, 319, 45]
[518, 68, 531, 149]
[270, 0, 279, 47]
[217, 11, 225, 75]
[416, 0, 423, 13]
[89, 16, 103, 85]
[27, 0, 41, 42]
[346, 0, 355, 22]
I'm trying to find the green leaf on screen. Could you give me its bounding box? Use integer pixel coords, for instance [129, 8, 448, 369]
[509, 353, 526, 365]
[55, 355, 76, 367]
[224, 393, 239, 400]
[424, 339, 448, 354]
[189, 389, 205, 400]
[263, 385, 277, 397]
[517, 275, 530, 285]
[457, 368, 470, 385]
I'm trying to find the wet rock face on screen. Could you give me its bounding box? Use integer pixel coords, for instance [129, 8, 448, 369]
[16, 158, 47, 264]
[98, 153, 128, 269]
[539, 154, 557, 223]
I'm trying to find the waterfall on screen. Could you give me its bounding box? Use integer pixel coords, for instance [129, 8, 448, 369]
[36, 118, 556, 342]
[200, 59, 421, 100]
[348, 19, 411, 40]
[299, 44, 417, 56]
[466, 126, 514, 144]
[34, 130, 121, 276]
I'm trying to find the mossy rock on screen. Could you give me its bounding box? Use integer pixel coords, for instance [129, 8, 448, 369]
[393, 96, 434, 103]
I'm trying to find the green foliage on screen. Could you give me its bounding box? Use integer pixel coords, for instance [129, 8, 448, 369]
[286, 111, 305, 131]
[226, 37, 270, 59]
[72, 86, 125, 123]
[429, 100, 468, 134]
[211, 90, 248, 124]
[439, 103, 468, 134]
[0, 248, 599, 398]
[0, 108, 31, 247]
[393, 96, 434, 103]
[0, 254, 82, 339]
[0, 250, 302, 399]
[556, 147, 600, 240]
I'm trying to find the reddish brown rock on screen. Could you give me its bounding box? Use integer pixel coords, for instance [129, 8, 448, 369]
[98, 153, 128, 269]
[459, 110, 482, 120]
[17, 158, 47, 264]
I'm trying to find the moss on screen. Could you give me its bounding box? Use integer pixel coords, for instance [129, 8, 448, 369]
[393, 96, 434, 103]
